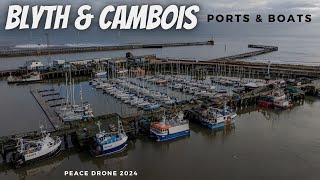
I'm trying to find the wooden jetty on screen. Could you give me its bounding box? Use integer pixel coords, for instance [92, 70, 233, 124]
[0, 68, 92, 79]
[0, 69, 25, 77]
[30, 89, 64, 130]
[40, 69, 92, 80]
[0, 41, 214, 57]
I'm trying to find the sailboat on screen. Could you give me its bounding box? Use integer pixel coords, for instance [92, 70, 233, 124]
[94, 60, 108, 78]
[143, 103, 161, 111]
[56, 72, 94, 121]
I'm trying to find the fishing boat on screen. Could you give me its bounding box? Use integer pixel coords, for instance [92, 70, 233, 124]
[10, 128, 61, 168]
[258, 99, 273, 108]
[89, 121, 128, 157]
[273, 98, 293, 109]
[150, 111, 190, 141]
[257, 95, 274, 108]
[199, 104, 237, 129]
[272, 88, 286, 102]
[7, 73, 42, 84]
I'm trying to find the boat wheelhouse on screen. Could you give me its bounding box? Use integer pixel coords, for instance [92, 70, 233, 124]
[150, 112, 190, 141]
[200, 104, 237, 129]
[89, 120, 128, 157]
[10, 128, 61, 168]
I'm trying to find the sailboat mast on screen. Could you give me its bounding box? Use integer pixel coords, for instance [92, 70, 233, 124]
[65, 72, 69, 105]
[80, 84, 83, 107]
[69, 66, 72, 106]
[73, 79, 75, 106]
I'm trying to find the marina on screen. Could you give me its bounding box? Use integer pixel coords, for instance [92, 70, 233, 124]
[1, 40, 320, 179]
[0, 0, 319, 178]
[0, 64, 314, 162]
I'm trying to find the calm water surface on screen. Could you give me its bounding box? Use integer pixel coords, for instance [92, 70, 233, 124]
[0, 79, 320, 180]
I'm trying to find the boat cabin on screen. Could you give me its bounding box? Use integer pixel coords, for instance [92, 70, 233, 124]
[151, 122, 171, 134]
[96, 133, 120, 145]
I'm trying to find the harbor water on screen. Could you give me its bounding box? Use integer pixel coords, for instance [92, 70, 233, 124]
[1, 23, 320, 71]
[0, 78, 320, 179]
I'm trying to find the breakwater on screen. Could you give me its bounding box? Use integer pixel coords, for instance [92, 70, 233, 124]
[0, 41, 214, 57]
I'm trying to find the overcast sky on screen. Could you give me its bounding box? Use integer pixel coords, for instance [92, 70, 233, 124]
[0, 0, 319, 22]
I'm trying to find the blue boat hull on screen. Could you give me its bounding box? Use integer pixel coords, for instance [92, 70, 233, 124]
[201, 118, 236, 129]
[150, 130, 190, 141]
[90, 142, 127, 157]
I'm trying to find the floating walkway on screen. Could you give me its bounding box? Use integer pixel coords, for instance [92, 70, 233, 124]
[30, 89, 64, 130]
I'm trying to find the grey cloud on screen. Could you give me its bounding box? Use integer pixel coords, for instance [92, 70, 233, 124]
[267, 1, 320, 9]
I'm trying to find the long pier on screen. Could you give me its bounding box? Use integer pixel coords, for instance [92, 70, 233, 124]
[0, 41, 214, 57]
[151, 57, 320, 78]
[30, 89, 64, 130]
[211, 44, 278, 61]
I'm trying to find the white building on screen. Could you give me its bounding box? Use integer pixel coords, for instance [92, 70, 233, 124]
[53, 60, 66, 67]
[25, 60, 46, 71]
